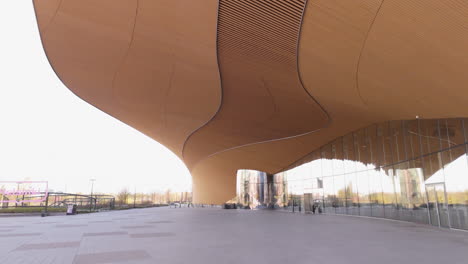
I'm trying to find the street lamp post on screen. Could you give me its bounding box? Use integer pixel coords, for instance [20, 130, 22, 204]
[89, 179, 96, 212]
[133, 186, 136, 208]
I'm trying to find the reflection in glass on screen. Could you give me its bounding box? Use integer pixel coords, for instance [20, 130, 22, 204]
[356, 170, 371, 216]
[426, 185, 439, 226]
[419, 119, 441, 156]
[405, 120, 421, 160]
[395, 162, 428, 223]
[237, 118, 468, 230]
[382, 122, 394, 166]
[334, 174, 346, 214]
[369, 169, 384, 218]
[321, 144, 333, 176]
[426, 183, 450, 228]
[381, 167, 398, 220]
[442, 146, 468, 230]
[391, 121, 406, 163]
[442, 119, 464, 148]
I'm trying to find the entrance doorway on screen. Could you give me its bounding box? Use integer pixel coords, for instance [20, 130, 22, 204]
[426, 183, 450, 228]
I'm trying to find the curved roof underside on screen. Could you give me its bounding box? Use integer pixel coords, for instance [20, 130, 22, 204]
[34, 0, 468, 203]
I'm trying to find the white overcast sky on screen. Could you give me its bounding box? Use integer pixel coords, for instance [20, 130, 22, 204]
[0, 2, 192, 194]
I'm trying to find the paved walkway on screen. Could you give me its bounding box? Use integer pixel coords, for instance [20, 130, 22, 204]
[0, 207, 467, 264]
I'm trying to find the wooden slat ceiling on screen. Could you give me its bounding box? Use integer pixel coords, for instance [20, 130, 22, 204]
[33, 0, 468, 203]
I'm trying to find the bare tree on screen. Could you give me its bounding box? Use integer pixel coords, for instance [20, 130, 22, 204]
[116, 188, 130, 206]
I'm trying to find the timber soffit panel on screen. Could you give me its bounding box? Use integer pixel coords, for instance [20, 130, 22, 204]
[34, 0, 468, 203]
[182, 0, 329, 169]
[33, 0, 221, 157]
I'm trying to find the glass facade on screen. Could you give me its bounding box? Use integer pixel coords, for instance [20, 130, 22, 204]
[237, 118, 468, 230]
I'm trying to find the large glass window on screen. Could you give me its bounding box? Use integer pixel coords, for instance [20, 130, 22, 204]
[382, 122, 394, 166]
[442, 145, 468, 230]
[369, 168, 384, 217]
[332, 138, 344, 175]
[334, 174, 347, 214]
[405, 120, 421, 160]
[463, 119, 468, 143]
[356, 129, 371, 169]
[420, 119, 441, 156]
[368, 125, 380, 168]
[422, 152, 443, 183]
[345, 172, 360, 215]
[321, 144, 333, 177]
[390, 121, 406, 163]
[322, 176, 335, 214]
[442, 119, 464, 148]
[356, 170, 371, 216]
[236, 118, 468, 229]
[381, 166, 398, 220]
[395, 161, 428, 224]
[309, 151, 322, 178]
[343, 134, 356, 173]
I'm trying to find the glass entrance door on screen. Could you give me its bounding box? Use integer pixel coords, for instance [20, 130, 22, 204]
[426, 183, 450, 228]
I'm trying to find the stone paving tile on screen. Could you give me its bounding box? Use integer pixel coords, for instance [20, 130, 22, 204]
[145, 220, 173, 224]
[73, 250, 151, 264]
[83, 231, 127, 237]
[0, 232, 42, 237]
[129, 232, 175, 238]
[14, 241, 81, 251]
[0, 251, 77, 264]
[55, 224, 87, 228]
[120, 225, 154, 229]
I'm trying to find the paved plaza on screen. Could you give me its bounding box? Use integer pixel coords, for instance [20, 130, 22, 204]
[0, 207, 467, 264]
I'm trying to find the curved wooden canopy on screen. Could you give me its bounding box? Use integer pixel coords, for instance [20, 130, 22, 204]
[34, 0, 468, 204]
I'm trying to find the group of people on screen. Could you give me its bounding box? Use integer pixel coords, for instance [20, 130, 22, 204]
[311, 202, 322, 214]
[169, 202, 193, 208]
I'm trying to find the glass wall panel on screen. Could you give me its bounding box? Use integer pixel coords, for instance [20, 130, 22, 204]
[375, 124, 385, 168]
[435, 184, 450, 228]
[405, 120, 422, 160]
[322, 176, 335, 214]
[409, 158, 429, 224]
[234, 119, 467, 229]
[368, 169, 384, 217]
[426, 183, 450, 228]
[343, 134, 356, 174]
[343, 134, 359, 214]
[426, 185, 439, 226]
[273, 173, 288, 209]
[368, 125, 380, 168]
[334, 174, 347, 214]
[321, 144, 333, 177]
[381, 122, 394, 166]
[420, 119, 441, 156]
[345, 172, 360, 215]
[309, 151, 322, 178]
[356, 170, 371, 216]
[390, 121, 406, 164]
[464, 119, 468, 143]
[395, 161, 428, 224]
[442, 145, 468, 230]
[381, 166, 398, 220]
[422, 152, 444, 183]
[442, 119, 464, 148]
[356, 129, 371, 169]
[332, 138, 344, 175]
